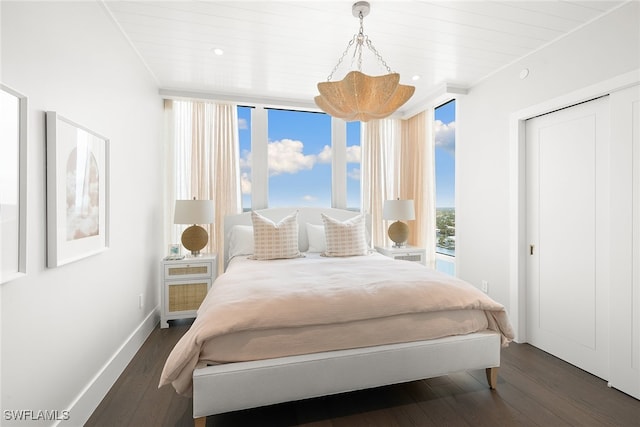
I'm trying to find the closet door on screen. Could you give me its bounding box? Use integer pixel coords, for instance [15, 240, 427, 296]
[525, 96, 610, 380]
[609, 84, 640, 399]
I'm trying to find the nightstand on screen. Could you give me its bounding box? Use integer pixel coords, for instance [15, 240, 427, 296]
[160, 254, 217, 328]
[375, 245, 426, 265]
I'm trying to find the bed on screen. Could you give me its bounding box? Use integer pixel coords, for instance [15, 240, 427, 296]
[158, 207, 514, 427]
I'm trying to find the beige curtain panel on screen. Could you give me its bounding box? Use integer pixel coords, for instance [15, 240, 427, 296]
[361, 118, 401, 247]
[361, 111, 435, 265]
[166, 100, 241, 271]
[400, 110, 436, 268]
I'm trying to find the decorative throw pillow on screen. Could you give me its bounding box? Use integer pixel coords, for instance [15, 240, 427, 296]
[321, 213, 368, 257]
[251, 210, 301, 260]
[306, 223, 326, 253]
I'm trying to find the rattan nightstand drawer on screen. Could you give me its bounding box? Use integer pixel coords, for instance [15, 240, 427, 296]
[161, 254, 217, 328]
[164, 262, 212, 279]
[168, 281, 209, 312]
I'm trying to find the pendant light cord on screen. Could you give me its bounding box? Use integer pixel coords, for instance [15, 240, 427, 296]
[326, 8, 393, 82]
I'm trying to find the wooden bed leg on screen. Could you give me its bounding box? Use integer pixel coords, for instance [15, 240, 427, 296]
[486, 367, 498, 390]
[194, 416, 206, 427]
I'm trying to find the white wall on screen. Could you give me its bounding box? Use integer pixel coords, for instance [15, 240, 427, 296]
[1, 2, 163, 426]
[456, 3, 639, 313]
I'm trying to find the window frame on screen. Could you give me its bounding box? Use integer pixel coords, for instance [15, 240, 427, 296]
[244, 106, 360, 211]
[433, 98, 457, 275]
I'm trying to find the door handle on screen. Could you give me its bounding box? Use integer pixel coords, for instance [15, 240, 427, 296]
[530, 244, 535, 255]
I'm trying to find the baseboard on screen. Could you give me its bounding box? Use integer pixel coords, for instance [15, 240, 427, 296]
[54, 306, 160, 427]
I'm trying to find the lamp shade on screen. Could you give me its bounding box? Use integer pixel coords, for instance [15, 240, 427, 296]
[174, 199, 214, 225]
[383, 199, 415, 221]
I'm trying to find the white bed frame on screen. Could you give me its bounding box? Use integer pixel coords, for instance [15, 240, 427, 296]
[192, 207, 501, 426]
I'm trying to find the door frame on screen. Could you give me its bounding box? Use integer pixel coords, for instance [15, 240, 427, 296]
[507, 69, 639, 342]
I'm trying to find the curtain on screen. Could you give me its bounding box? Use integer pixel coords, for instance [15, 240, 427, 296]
[361, 118, 401, 247]
[361, 112, 436, 267]
[211, 104, 242, 267]
[166, 100, 241, 270]
[400, 111, 436, 268]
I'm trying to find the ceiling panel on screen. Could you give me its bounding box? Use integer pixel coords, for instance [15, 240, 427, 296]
[103, 0, 627, 112]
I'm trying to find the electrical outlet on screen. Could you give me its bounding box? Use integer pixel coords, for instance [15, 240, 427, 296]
[481, 280, 488, 293]
[139, 294, 143, 309]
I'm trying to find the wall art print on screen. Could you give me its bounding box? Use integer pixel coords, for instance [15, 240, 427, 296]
[0, 84, 27, 283]
[46, 112, 109, 267]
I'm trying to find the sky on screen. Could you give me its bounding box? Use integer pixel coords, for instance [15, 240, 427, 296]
[434, 100, 456, 208]
[238, 101, 456, 209]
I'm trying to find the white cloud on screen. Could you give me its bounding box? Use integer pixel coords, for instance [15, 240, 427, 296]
[268, 139, 315, 175]
[239, 149, 252, 170]
[238, 118, 248, 130]
[316, 144, 360, 164]
[348, 167, 360, 181]
[346, 145, 361, 163]
[240, 172, 252, 194]
[301, 195, 317, 202]
[317, 145, 332, 163]
[435, 120, 455, 154]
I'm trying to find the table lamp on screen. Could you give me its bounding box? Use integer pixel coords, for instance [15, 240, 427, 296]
[174, 198, 214, 256]
[383, 199, 415, 248]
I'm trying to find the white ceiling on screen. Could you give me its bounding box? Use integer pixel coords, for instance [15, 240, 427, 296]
[103, 0, 626, 113]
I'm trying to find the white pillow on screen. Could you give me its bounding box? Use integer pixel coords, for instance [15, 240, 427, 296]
[306, 223, 326, 253]
[321, 213, 368, 257]
[251, 210, 301, 260]
[227, 225, 254, 258]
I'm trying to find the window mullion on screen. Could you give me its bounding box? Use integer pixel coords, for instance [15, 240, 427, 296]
[332, 118, 347, 209]
[251, 106, 268, 209]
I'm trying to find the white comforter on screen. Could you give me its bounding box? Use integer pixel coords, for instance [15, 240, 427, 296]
[159, 252, 514, 396]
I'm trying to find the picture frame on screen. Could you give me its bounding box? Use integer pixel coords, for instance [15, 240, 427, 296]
[164, 243, 184, 260]
[0, 84, 28, 283]
[168, 244, 181, 256]
[46, 112, 109, 267]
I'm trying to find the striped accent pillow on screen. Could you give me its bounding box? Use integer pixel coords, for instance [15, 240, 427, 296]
[251, 210, 301, 260]
[321, 213, 368, 257]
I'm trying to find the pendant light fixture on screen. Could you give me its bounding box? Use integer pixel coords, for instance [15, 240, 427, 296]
[314, 1, 415, 122]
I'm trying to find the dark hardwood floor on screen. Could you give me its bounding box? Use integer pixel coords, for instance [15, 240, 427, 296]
[86, 320, 640, 426]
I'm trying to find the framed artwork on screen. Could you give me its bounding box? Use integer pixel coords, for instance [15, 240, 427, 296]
[168, 244, 181, 256]
[46, 112, 109, 267]
[0, 84, 28, 283]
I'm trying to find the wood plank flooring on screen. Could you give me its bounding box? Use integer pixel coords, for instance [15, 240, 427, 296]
[85, 320, 640, 427]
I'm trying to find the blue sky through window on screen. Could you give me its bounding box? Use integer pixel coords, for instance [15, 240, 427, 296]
[238, 104, 454, 210]
[237, 107, 361, 209]
[267, 109, 332, 207]
[238, 106, 252, 209]
[434, 100, 456, 208]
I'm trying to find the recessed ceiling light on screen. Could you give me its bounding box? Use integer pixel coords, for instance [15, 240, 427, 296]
[411, 75, 421, 81]
[212, 48, 224, 56]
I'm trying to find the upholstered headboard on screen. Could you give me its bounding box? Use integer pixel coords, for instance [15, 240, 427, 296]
[223, 207, 371, 268]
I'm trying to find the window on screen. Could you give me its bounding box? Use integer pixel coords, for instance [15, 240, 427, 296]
[434, 100, 456, 275]
[267, 109, 332, 207]
[236, 106, 360, 210]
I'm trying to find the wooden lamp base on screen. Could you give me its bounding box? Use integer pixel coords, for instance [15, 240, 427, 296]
[388, 220, 409, 247]
[181, 225, 208, 256]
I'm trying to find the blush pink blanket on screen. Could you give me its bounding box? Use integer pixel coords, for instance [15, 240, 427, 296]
[159, 253, 514, 395]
